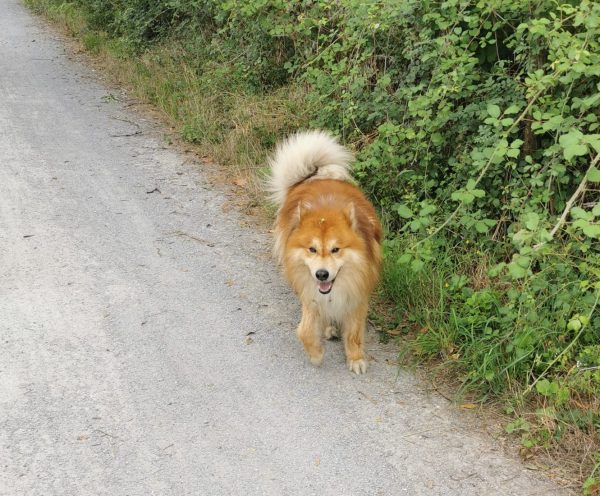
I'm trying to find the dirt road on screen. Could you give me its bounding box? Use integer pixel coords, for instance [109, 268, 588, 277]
[0, 1, 567, 494]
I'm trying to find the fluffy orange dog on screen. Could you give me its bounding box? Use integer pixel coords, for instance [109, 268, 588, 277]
[268, 131, 382, 374]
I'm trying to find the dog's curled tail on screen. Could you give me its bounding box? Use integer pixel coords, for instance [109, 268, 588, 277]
[267, 130, 354, 206]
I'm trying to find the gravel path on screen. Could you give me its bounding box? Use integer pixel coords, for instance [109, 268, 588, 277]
[0, 1, 568, 494]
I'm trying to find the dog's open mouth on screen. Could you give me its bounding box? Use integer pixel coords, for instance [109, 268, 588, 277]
[318, 280, 334, 294]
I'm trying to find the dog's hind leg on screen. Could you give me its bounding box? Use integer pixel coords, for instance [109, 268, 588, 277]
[297, 303, 325, 366]
[342, 304, 368, 374]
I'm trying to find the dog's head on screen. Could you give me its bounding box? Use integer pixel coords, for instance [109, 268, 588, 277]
[286, 203, 364, 295]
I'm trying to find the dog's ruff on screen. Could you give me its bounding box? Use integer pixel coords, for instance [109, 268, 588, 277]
[269, 130, 382, 374]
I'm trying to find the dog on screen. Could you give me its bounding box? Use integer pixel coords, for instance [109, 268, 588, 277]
[268, 130, 382, 374]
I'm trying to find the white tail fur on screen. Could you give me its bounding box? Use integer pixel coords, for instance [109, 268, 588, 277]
[267, 130, 354, 206]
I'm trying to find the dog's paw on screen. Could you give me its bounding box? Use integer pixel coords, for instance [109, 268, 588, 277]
[347, 358, 368, 375]
[324, 325, 339, 340]
[309, 347, 325, 366]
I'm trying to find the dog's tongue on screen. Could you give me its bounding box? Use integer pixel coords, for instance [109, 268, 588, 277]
[319, 281, 332, 293]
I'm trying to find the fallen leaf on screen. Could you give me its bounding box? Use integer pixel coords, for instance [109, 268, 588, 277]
[233, 177, 248, 188]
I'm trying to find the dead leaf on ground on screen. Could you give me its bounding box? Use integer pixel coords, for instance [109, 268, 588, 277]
[233, 177, 248, 188]
[385, 327, 402, 336]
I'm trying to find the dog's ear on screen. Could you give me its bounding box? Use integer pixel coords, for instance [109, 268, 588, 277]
[344, 202, 358, 231]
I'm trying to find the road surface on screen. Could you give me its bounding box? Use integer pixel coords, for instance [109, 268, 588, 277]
[0, 1, 568, 494]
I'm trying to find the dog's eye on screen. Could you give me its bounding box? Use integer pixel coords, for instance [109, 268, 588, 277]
[309, 247, 317, 253]
[331, 247, 340, 254]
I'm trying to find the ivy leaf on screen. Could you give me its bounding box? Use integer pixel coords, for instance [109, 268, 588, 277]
[396, 253, 412, 265]
[587, 167, 600, 182]
[535, 379, 552, 396]
[573, 219, 600, 239]
[559, 130, 588, 160]
[474, 221, 490, 233]
[563, 143, 588, 160]
[538, 229, 552, 243]
[487, 104, 501, 118]
[523, 212, 540, 230]
[584, 224, 600, 238]
[571, 207, 592, 220]
[573, 219, 600, 238]
[394, 203, 414, 219]
[409, 219, 423, 231]
[559, 130, 584, 146]
[411, 259, 424, 272]
[488, 262, 506, 277]
[451, 190, 475, 204]
[431, 133, 444, 145]
[567, 318, 582, 332]
[508, 261, 528, 279]
[586, 135, 600, 153]
[472, 219, 495, 234]
[419, 203, 437, 216]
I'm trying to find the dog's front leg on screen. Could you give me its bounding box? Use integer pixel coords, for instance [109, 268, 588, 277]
[297, 303, 324, 366]
[342, 304, 368, 374]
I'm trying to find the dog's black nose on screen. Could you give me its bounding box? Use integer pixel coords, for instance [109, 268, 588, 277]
[316, 269, 329, 281]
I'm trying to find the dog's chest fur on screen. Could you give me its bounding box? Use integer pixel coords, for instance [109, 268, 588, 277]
[312, 284, 353, 322]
